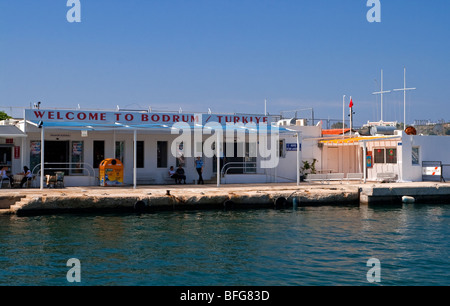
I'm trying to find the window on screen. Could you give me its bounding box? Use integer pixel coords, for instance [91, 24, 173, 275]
[157, 141, 168, 168]
[71, 141, 84, 175]
[136, 141, 144, 168]
[115, 141, 125, 163]
[176, 142, 185, 167]
[29, 141, 41, 172]
[412, 147, 420, 165]
[374, 148, 385, 164]
[278, 139, 286, 158]
[93, 141, 105, 168]
[386, 148, 397, 164]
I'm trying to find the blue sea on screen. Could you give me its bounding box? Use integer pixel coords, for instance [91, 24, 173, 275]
[0, 204, 449, 286]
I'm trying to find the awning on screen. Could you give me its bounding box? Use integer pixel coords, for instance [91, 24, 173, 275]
[322, 128, 351, 136]
[26, 120, 294, 134]
[320, 135, 401, 144]
[0, 125, 27, 138]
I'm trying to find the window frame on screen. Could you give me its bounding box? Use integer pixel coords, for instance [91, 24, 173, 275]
[385, 148, 397, 164]
[373, 148, 385, 164]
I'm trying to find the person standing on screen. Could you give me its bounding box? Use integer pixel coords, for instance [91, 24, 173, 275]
[195, 157, 204, 185]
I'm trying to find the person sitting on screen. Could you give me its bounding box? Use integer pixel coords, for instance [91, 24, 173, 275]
[1, 166, 14, 188]
[19, 166, 33, 188]
[168, 166, 178, 184]
[176, 165, 186, 184]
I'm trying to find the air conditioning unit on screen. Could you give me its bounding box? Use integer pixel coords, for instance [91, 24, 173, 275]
[296, 119, 307, 126]
[277, 119, 296, 126]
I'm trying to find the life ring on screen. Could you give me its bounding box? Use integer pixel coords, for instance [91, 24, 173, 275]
[134, 200, 146, 211]
[274, 197, 287, 208]
[223, 200, 235, 210]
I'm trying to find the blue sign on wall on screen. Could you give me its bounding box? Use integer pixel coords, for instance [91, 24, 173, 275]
[286, 143, 301, 151]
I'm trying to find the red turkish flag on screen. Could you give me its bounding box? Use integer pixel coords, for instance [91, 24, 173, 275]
[349, 98, 354, 108]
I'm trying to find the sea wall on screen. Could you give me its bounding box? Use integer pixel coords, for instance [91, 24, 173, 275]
[7, 186, 360, 215]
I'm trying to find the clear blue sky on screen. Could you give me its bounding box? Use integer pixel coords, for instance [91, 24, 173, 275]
[1, 0, 449, 126]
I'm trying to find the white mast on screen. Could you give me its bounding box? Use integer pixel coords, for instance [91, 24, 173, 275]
[342, 95, 346, 137]
[393, 67, 416, 130]
[372, 69, 391, 122]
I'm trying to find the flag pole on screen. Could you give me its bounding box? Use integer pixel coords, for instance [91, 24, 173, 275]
[342, 95, 346, 137]
[349, 97, 353, 136]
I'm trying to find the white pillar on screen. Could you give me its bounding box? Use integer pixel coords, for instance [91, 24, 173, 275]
[133, 129, 137, 189]
[296, 132, 300, 186]
[113, 129, 116, 158]
[363, 141, 367, 184]
[217, 132, 220, 187]
[40, 127, 45, 190]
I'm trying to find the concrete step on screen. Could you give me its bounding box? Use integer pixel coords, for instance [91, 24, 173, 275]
[0, 209, 12, 215]
[9, 196, 32, 212]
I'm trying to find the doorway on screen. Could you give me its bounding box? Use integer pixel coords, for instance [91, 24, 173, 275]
[0, 145, 12, 172]
[44, 141, 70, 175]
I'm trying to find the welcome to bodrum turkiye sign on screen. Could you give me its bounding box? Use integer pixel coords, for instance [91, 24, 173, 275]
[25, 109, 274, 127]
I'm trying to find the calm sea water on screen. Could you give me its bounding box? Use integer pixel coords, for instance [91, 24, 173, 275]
[0, 204, 449, 286]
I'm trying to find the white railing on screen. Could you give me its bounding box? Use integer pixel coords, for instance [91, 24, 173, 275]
[32, 162, 97, 183]
[220, 161, 258, 178]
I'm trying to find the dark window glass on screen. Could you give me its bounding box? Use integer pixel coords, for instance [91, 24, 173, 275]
[412, 147, 420, 165]
[93, 141, 105, 168]
[374, 148, 385, 164]
[386, 148, 397, 164]
[137, 141, 144, 168]
[157, 141, 168, 168]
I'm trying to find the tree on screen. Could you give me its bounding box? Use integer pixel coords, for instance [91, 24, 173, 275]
[0, 111, 12, 121]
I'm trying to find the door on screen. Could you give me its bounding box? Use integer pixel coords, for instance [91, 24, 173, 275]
[44, 141, 70, 175]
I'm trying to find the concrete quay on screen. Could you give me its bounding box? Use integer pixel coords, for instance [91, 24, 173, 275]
[0, 182, 449, 216]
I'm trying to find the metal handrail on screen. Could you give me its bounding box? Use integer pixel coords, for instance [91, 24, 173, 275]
[220, 162, 257, 177]
[32, 162, 96, 179]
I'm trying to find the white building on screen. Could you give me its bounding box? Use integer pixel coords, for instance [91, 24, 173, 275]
[0, 108, 322, 188]
[1, 108, 448, 188]
[319, 128, 450, 183]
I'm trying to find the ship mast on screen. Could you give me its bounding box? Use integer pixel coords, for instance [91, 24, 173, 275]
[372, 69, 391, 122]
[393, 67, 416, 130]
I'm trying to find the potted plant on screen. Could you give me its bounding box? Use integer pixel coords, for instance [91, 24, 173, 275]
[300, 159, 317, 181]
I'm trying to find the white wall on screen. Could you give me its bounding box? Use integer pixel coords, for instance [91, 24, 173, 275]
[275, 125, 322, 182]
[402, 134, 450, 181]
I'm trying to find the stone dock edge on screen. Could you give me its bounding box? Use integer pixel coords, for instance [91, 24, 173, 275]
[1, 182, 449, 216]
